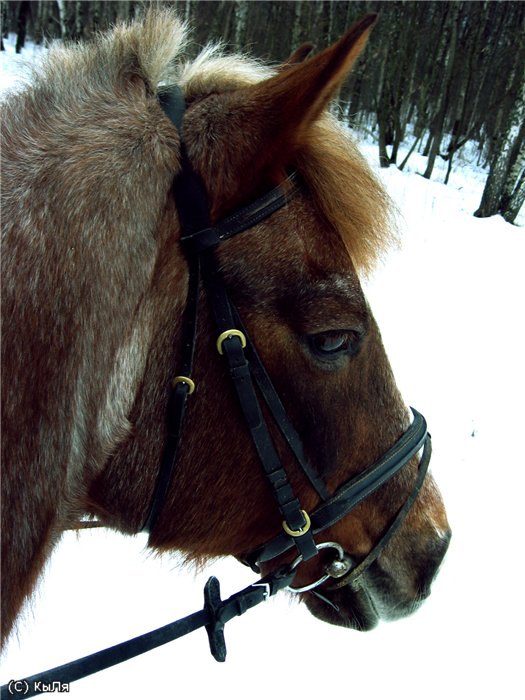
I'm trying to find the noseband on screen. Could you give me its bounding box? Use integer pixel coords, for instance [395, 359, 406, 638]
[1, 87, 432, 696]
[144, 85, 432, 592]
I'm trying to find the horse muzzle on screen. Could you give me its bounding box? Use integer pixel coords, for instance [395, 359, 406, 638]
[303, 528, 452, 631]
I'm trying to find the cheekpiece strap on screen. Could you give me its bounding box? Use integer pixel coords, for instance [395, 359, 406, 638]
[147, 84, 318, 563]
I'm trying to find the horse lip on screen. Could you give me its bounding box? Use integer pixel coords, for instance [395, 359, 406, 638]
[304, 582, 380, 631]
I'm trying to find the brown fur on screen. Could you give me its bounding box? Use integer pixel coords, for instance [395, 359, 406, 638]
[1, 10, 449, 643]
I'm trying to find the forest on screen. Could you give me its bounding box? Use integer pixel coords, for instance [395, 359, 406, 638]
[1, 0, 524, 223]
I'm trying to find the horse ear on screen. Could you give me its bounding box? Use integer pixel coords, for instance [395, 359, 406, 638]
[281, 43, 314, 68]
[195, 14, 377, 216]
[248, 14, 377, 166]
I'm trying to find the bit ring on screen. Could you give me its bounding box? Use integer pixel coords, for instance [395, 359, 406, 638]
[286, 541, 353, 593]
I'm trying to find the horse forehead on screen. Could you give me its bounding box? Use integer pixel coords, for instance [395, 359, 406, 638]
[242, 194, 355, 274]
[266, 208, 361, 295]
[227, 232, 358, 297]
[311, 273, 358, 296]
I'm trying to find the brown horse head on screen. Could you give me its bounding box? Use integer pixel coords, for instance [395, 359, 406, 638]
[1, 10, 450, 645]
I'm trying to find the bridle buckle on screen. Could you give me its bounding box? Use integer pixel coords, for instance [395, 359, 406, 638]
[216, 329, 247, 355]
[282, 510, 311, 537]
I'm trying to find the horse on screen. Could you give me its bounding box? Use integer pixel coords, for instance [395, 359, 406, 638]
[1, 9, 450, 649]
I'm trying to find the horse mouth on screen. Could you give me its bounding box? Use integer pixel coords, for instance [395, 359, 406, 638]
[302, 569, 430, 631]
[303, 583, 381, 631]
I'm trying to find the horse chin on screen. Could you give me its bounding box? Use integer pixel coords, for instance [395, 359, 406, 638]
[303, 583, 380, 632]
[303, 563, 433, 631]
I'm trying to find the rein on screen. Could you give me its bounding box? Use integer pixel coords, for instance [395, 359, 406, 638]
[1, 85, 431, 696]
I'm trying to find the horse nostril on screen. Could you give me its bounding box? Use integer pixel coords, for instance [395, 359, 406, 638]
[417, 585, 431, 601]
[419, 529, 452, 592]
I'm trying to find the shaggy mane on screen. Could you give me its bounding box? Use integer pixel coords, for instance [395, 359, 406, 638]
[5, 8, 394, 273]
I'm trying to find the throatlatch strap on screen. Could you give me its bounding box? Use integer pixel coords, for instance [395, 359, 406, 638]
[142, 257, 201, 533]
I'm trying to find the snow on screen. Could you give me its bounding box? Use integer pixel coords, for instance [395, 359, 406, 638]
[2, 37, 524, 699]
[0, 34, 44, 94]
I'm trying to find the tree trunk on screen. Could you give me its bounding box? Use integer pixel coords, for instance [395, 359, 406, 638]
[501, 121, 525, 203]
[399, 133, 422, 172]
[502, 167, 525, 224]
[15, 1, 30, 53]
[56, 0, 67, 39]
[378, 117, 390, 168]
[1, 1, 8, 45]
[474, 69, 525, 218]
[423, 3, 460, 179]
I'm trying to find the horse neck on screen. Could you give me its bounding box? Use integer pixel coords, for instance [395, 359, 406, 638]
[84, 202, 190, 529]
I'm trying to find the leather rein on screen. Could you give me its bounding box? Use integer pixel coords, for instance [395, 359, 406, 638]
[1, 87, 431, 698]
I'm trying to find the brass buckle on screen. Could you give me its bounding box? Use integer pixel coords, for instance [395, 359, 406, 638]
[282, 510, 311, 537]
[172, 375, 196, 395]
[216, 329, 247, 355]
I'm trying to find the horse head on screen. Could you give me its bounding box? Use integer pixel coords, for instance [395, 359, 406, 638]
[1, 11, 450, 643]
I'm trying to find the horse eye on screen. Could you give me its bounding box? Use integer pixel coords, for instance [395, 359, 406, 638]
[308, 330, 359, 359]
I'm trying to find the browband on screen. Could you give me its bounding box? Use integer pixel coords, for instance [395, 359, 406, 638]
[181, 173, 302, 254]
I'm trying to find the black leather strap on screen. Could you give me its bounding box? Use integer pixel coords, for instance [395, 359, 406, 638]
[243, 409, 429, 569]
[309, 409, 428, 532]
[158, 85, 186, 131]
[327, 433, 432, 592]
[200, 251, 319, 562]
[180, 173, 301, 254]
[232, 307, 330, 500]
[142, 257, 201, 533]
[0, 569, 294, 697]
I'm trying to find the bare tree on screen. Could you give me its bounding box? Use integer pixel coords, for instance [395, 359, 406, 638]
[474, 68, 525, 223]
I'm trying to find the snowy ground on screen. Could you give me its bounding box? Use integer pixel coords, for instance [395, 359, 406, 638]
[2, 36, 525, 699]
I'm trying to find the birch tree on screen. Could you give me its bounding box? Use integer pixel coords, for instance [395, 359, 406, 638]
[474, 65, 525, 223]
[55, 0, 67, 38]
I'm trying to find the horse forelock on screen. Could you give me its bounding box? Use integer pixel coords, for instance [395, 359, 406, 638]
[177, 44, 396, 275]
[297, 118, 398, 276]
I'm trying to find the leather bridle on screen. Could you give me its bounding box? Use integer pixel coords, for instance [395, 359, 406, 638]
[144, 85, 432, 593]
[1, 87, 432, 697]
